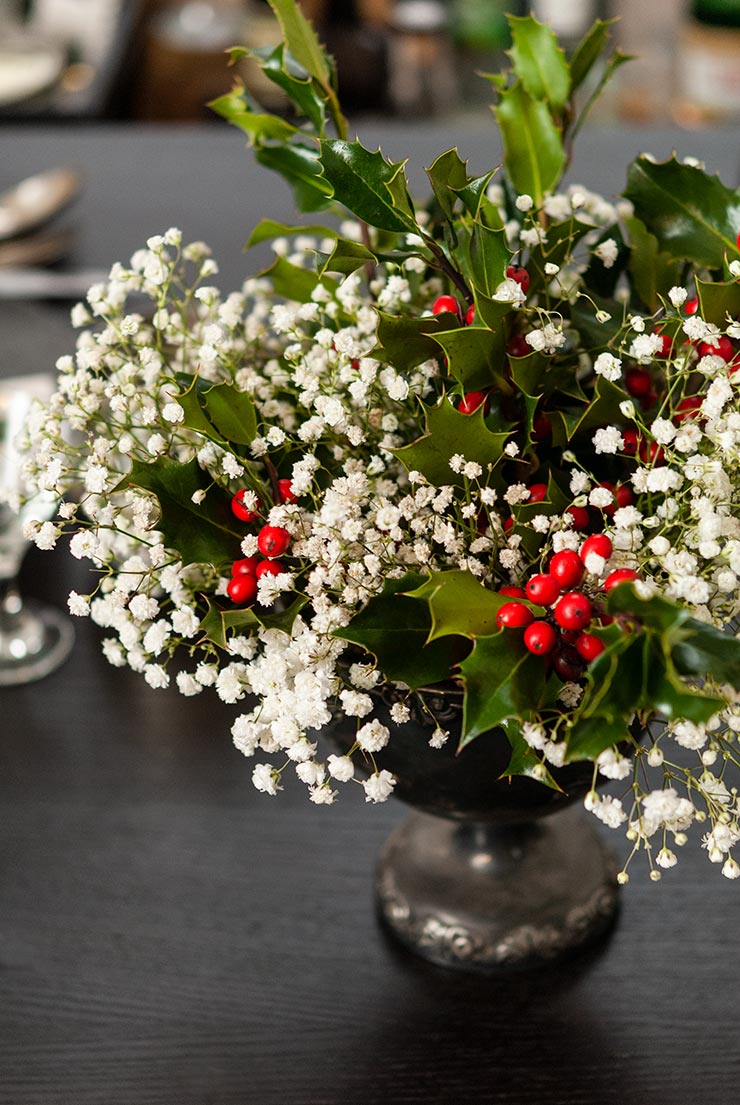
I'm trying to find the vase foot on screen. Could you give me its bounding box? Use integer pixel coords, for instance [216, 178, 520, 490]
[375, 806, 619, 972]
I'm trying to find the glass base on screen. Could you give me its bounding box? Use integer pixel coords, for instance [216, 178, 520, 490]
[375, 806, 619, 972]
[0, 597, 74, 685]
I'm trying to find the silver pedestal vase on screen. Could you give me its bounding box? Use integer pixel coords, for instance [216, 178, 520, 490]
[327, 684, 619, 972]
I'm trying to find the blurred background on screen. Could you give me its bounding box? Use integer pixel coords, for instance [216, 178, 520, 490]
[0, 0, 739, 127]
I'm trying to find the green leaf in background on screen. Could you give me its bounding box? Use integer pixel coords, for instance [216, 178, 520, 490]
[266, 0, 333, 87]
[393, 396, 510, 487]
[569, 290, 623, 351]
[569, 19, 616, 92]
[459, 632, 546, 745]
[246, 219, 338, 249]
[319, 140, 416, 233]
[209, 99, 299, 145]
[255, 144, 333, 213]
[333, 574, 466, 689]
[624, 155, 740, 268]
[257, 42, 328, 132]
[405, 570, 515, 640]
[176, 375, 223, 440]
[494, 82, 565, 206]
[121, 458, 242, 567]
[695, 273, 740, 328]
[203, 384, 258, 446]
[626, 215, 682, 313]
[430, 325, 504, 392]
[508, 15, 571, 112]
[525, 217, 592, 294]
[373, 312, 448, 372]
[261, 253, 336, 300]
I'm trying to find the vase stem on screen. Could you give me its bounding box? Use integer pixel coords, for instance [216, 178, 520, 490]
[375, 805, 618, 971]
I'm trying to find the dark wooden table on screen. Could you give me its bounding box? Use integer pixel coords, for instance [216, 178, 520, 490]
[2, 120, 740, 1105]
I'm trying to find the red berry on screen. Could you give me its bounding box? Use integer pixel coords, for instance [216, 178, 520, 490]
[257, 525, 291, 558]
[278, 478, 297, 504]
[580, 534, 612, 562]
[226, 573, 258, 605]
[527, 482, 548, 503]
[532, 413, 552, 440]
[685, 297, 698, 315]
[675, 395, 704, 422]
[432, 295, 459, 316]
[507, 334, 530, 359]
[506, 265, 530, 293]
[597, 481, 616, 514]
[499, 585, 527, 598]
[464, 304, 476, 325]
[654, 331, 673, 358]
[231, 556, 259, 576]
[552, 645, 585, 682]
[625, 368, 652, 398]
[554, 591, 593, 631]
[565, 505, 590, 531]
[575, 632, 606, 662]
[459, 390, 486, 414]
[615, 485, 633, 509]
[604, 568, 639, 592]
[524, 620, 557, 655]
[503, 515, 514, 532]
[256, 559, 286, 578]
[699, 335, 733, 362]
[622, 428, 639, 456]
[549, 550, 585, 589]
[639, 439, 664, 464]
[525, 573, 561, 607]
[231, 489, 261, 522]
[496, 601, 535, 629]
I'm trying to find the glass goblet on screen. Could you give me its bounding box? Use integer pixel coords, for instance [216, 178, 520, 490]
[0, 373, 74, 684]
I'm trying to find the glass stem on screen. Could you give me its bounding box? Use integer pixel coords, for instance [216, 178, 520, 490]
[0, 574, 23, 627]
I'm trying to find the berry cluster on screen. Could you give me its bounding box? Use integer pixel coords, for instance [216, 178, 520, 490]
[495, 535, 639, 680]
[226, 484, 294, 605]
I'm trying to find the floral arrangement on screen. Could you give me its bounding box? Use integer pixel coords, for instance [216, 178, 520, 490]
[21, 2, 740, 880]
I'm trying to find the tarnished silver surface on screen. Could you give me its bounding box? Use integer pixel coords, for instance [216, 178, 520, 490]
[376, 806, 619, 971]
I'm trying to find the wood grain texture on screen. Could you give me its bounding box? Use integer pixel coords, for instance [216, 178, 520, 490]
[2, 125, 740, 1105]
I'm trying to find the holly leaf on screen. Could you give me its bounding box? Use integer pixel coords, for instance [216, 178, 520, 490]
[624, 155, 740, 268]
[320, 237, 377, 275]
[333, 573, 465, 689]
[525, 217, 592, 294]
[256, 42, 328, 132]
[255, 144, 333, 213]
[208, 94, 299, 144]
[119, 458, 242, 566]
[175, 375, 223, 440]
[499, 718, 561, 790]
[246, 218, 338, 249]
[430, 325, 505, 392]
[393, 396, 510, 487]
[569, 19, 616, 92]
[203, 383, 257, 446]
[405, 570, 515, 641]
[508, 15, 570, 112]
[200, 597, 259, 649]
[494, 82, 565, 206]
[261, 253, 335, 300]
[565, 712, 633, 762]
[319, 140, 416, 233]
[425, 148, 470, 223]
[265, 0, 333, 87]
[373, 312, 447, 372]
[626, 215, 682, 313]
[696, 273, 740, 328]
[468, 217, 513, 297]
[459, 631, 546, 746]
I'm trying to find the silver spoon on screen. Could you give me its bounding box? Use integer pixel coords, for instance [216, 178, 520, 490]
[0, 168, 82, 241]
